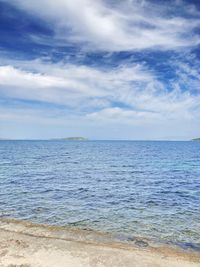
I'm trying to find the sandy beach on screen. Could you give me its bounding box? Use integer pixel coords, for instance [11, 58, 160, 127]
[0, 219, 199, 267]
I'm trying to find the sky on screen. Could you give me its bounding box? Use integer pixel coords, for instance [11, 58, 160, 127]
[0, 0, 200, 140]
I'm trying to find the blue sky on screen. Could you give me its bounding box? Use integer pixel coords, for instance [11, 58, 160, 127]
[0, 0, 200, 140]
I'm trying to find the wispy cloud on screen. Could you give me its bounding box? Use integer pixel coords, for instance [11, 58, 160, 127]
[0, 58, 200, 122]
[0, 61, 155, 108]
[9, 0, 200, 51]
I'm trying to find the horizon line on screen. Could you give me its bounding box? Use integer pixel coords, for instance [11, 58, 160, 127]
[0, 138, 194, 142]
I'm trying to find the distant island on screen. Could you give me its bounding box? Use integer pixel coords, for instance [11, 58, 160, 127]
[191, 138, 200, 141]
[50, 137, 88, 141]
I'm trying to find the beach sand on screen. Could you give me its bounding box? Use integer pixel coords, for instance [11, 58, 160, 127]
[0, 219, 199, 267]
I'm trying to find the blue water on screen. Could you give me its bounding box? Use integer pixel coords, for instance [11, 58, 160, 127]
[0, 140, 200, 248]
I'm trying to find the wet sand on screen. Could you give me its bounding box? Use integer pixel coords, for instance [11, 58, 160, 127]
[0, 218, 199, 267]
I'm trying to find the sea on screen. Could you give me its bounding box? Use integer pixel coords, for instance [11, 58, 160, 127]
[0, 140, 200, 250]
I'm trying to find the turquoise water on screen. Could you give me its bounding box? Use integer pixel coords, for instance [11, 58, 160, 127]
[0, 141, 200, 249]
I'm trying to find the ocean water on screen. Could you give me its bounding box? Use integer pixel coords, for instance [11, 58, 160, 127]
[0, 140, 200, 249]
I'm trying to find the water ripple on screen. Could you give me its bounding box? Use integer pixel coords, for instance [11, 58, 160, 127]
[0, 140, 200, 248]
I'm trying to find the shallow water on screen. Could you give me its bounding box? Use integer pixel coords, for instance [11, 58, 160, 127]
[0, 140, 200, 249]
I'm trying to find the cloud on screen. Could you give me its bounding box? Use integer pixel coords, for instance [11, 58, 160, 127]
[85, 107, 161, 125]
[172, 61, 200, 94]
[0, 65, 107, 107]
[8, 0, 200, 51]
[0, 58, 200, 125]
[0, 61, 156, 110]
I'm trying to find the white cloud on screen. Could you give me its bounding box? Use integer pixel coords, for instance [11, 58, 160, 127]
[0, 62, 156, 109]
[85, 107, 161, 125]
[9, 0, 200, 51]
[0, 59, 200, 126]
[0, 65, 107, 106]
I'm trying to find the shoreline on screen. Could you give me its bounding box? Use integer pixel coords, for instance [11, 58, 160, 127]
[0, 218, 200, 267]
